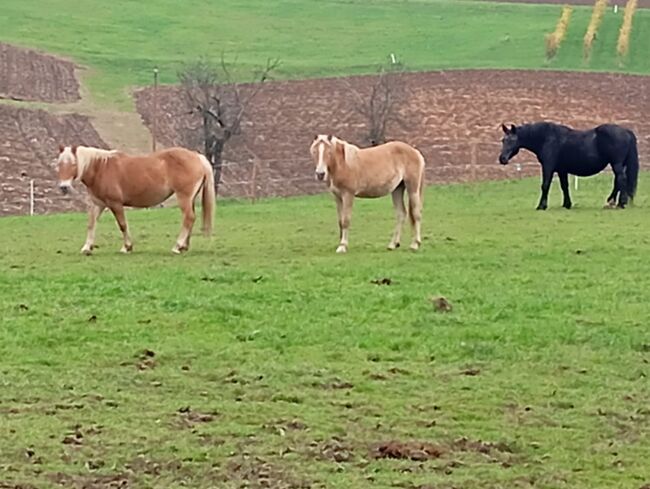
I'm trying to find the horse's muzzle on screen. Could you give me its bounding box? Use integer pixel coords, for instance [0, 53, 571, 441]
[498, 155, 509, 165]
[315, 171, 326, 181]
[59, 184, 71, 195]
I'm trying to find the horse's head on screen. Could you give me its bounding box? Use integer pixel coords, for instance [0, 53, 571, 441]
[499, 124, 520, 165]
[310, 135, 343, 181]
[56, 145, 79, 194]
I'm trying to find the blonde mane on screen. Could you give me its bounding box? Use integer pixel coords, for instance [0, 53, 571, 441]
[331, 137, 359, 164]
[74, 146, 118, 180]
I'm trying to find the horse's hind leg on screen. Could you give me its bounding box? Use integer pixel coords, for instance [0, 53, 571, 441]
[388, 183, 406, 250]
[405, 181, 422, 250]
[172, 194, 196, 254]
[109, 204, 133, 253]
[558, 172, 572, 209]
[611, 162, 629, 208]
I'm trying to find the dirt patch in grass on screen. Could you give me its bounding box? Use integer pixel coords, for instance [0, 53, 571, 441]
[225, 455, 312, 488]
[370, 437, 515, 463]
[174, 406, 219, 429]
[371, 441, 446, 461]
[49, 472, 130, 489]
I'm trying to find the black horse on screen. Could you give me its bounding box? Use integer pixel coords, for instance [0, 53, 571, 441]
[498, 122, 639, 210]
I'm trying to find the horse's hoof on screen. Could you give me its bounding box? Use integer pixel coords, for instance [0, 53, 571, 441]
[563, 203, 572, 210]
[410, 242, 421, 251]
[80, 246, 92, 256]
[120, 246, 133, 254]
[536, 206, 547, 211]
[335, 245, 347, 254]
[387, 243, 400, 251]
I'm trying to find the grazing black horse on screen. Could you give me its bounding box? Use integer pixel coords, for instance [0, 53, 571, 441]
[498, 122, 639, 209]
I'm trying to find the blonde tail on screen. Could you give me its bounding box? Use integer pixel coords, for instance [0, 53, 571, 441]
[199, 154, 215, 236]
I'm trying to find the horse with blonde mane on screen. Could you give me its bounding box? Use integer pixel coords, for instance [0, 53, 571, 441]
[56, 145, 215, 255]
[310, 135, 425, 253]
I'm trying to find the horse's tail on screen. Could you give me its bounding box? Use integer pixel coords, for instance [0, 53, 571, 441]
[625, 131, 639, 201]
[199, 153, 216, 236]
[408, 150, 426, 228]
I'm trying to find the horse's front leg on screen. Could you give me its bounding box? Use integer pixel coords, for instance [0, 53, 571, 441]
[81, 203, 105, 255]
[558, 172, 572, 209]
[109, 204, 133, 253]
[537, 165, 554, 210]
[605, 177, 619, 208]
[335, 192, 353, 253]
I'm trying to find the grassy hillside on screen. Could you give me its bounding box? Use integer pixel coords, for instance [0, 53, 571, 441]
[1, 0, 649, 108]
[1, 176, 649, 488]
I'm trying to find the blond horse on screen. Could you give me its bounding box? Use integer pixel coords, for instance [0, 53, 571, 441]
[56, 145, 215, 255]
[310, 135, 425, 253]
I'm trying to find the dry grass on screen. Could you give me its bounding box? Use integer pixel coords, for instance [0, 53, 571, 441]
[583, 0, 609, 59]
[545, 5, 573, 59]
[617, 0, 638, 59]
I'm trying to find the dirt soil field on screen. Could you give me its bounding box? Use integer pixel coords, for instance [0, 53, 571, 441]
[0, 43, 80, 103]
[0, 105, 107, 216]
[135, 69, 650, 200]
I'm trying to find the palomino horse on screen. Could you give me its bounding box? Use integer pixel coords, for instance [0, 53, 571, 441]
[56, 145, 215, 254]
[310, 135, 425, 253]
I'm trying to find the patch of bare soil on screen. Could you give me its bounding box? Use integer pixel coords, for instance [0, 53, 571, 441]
[49, 472, 130, 489]
[0, 105, 107, 216]
[174, 405, 219, 429]
[372, 441, 446, 461]
[371, 437, 514, 463]
[309, 437, 355, 463]
[0, 43, 80, 103]
[225, 455, 311, 489]
[135, 69, 650, 200]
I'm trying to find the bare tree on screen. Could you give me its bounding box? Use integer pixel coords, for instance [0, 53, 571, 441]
[345, 60, 408, 147]
[178, 55, 280, 194]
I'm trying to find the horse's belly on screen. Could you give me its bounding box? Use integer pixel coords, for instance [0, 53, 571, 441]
[123, 187, 173, 207]
[355, 175, 402, 198]
[562, 160, 608, 177]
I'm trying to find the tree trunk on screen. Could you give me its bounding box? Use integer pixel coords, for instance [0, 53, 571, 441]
[207, 138, 226, 195]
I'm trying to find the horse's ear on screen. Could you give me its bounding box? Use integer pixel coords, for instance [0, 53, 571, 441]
[71, 145, 78, 155]
[501, 124, 510, 134]
[510, 124, 517, 134]
[58, 144, 65, 153]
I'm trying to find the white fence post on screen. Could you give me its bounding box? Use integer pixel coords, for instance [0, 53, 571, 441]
[29, 179, 34, 216]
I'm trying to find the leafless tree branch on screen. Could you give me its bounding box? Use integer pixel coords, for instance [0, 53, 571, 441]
[343, 60, 408, 146]
[177, 55, 279, 195]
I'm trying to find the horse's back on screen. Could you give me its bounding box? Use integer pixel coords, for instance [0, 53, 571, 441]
[369, 141, 424, 167]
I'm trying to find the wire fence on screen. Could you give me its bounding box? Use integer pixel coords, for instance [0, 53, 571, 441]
[6, 142, 630, 216]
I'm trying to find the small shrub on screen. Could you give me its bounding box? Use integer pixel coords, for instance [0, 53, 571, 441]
[583, 0, 608, 59]
[617, 0, 638, 59]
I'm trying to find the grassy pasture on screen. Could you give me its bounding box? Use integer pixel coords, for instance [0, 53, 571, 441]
[1, 175, 649, 488]
[1, 0, 650, 108]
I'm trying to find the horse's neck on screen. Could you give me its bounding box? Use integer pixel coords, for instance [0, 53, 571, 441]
[80, 156, 103, 188]
[329, 150, 354, 182]
[519, 127, 544, 155]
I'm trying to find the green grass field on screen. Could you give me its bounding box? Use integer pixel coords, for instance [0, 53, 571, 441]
[2, 176, 649, 488]
[1, 0, 649, 107]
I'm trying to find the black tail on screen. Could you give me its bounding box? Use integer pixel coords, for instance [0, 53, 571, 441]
[625, 132, 639, 200]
